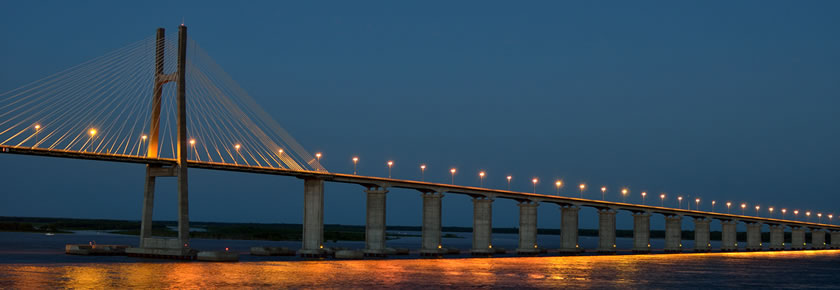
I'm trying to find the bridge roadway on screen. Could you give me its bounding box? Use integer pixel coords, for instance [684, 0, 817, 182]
[4, 145, 839, 256]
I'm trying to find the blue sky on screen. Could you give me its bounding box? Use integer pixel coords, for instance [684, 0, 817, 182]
[1, 1, 838, 230]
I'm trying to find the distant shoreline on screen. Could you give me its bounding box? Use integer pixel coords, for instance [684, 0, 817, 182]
[1, 216, 780, 242]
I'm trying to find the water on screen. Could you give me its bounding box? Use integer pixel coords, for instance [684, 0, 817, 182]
[2, 231, 839, 288]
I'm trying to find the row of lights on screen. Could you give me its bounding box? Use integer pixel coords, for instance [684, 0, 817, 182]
[329, 153, 838, 225]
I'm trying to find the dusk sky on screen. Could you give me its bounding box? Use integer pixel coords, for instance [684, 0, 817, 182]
[1, 1, 838, 230]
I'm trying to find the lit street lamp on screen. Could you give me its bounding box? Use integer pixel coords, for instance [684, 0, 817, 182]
[712, 200, 716, 212]
[621, 188, 628, 203]
[769, 207, 774, 217]
[755, 205, 760, 217]
[818, 213, 822, 223]
[555, 180, 563, 195]
[794, 210, 799, 220]
[678, 196, 683, 209]
[506, 175, 512, 190]
[579, 183, 586, 198]
[641, 192, 647, 204]
[479, 171, 486, 187]
[420, 164, 426, 181]
[450, 168, 456, 184]
[741, 203, 746, 215]
[695, 198, 700, 211]
[33, 124, 41, 147]
[726, 202, 732, 214]
[352, 157, 359, 175]
[601, 186, 607, 201]
[660, 193, 666, 207]
[532, 178, 539, 193]
[781, 208, 787, 219]
[806, 211, 811, 221]
[387, 161, 394, 178]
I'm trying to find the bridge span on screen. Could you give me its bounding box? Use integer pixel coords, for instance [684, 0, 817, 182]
[4, 144, 838, 257]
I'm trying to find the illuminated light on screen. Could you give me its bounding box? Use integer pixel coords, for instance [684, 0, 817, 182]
[438, 245, 442, 249]
[600, 186, 607, 200]
[88, 128, 97, 136]
[479, 171, 485, 177]
[420, 164, 426, 181]
[532, 178, 539, 193]
[387, 161, 394, 178]
[532, 178, 539, 184]
[189, 139, 195, 145]
[489, 245, 492, 249]
[320, 245, 324, 249]
[420, 164, 426, 170]
[601, 186, 607, 192]
[579, 183, 586, 198]
[234, 144, 240, 150]
[534, 244, 538, 248]
[142, 135, 147, 140]
[352, 157, 359, 175]
[556, 180, 563, 187]
[278, 149, 283, 154]
[34, 124, 40, 130]
[450, 168, 457, 184]
[225, 247, 229, 251]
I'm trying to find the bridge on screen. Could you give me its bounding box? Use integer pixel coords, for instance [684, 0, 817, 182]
[1, 26, 837, 259]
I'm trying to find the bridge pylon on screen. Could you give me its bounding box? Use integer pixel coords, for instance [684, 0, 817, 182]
[127, 25, 192, 259]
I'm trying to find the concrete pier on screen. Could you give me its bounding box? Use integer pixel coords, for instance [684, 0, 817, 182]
[693, 218, 711, 252]
[721, 220, 738, 251]
[298, 178, 325, 257]
[791, 227, 806, 250]
[471, 197, 494, 255]
[769, 225, 785, 250]
[363, 187, 389, 256]
[812, 229, 826, 249]
[831, 231, 840, 249]
[746, 223, 762, 251]
[664, 215, 683, 252]
[420, 192, 444, 255]
[632, 212, 651, 253]
[516, 202, 540, 254]
[597, 208, 617, 253]
[559, 205, 581, 253]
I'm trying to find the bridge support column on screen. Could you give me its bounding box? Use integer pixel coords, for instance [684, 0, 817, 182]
[420, 192, 444, 255]
[791, 227, 806, 250]
[721, 220, 738, 251]
[693, 218, 711, 252]
[632, 212, 651, 253]
[746, 223, 763, 251]
[831, 231, 840, 249]
[559, 205, 581, 253]
[363, 187, 388, 256]
[664, 215, 682, 253]
[769, 225, 785, 250]
[812, 229, 826, 249]
[139, 167, 156, 248]
[298, 178, 325, 257]
[597, 208, 617, 253]
[471, 197, 494, 255]
[516, 202, 540, 254]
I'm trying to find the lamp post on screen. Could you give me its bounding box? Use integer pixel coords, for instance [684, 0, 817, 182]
[818, 213, 822, 223]
[660, 193, 666, 207]
[352, 157, 359, 175]
[806, 211, 811, 222]
[712, 200, 716, 212]
[555, 180, 563, 195]
[189, 139, 196, 161]
[450, 168, 456, 184]
[678, 196, 683, 209]
[141, 135, 147, 156]
[755, 205, 760, 217]
[532, 178, 539, 193]
[420, 164, 426, 181]
[601, 186, 607, 201]
[695, 198, 700, 211]
[741, 203, 746, 215]
[479, 171, 486, 187]
[794, 210, 799, 220]
[579, 183, 586, 198]
[315, 152, 322, 171]
[33, 124, 40, 147]
[387, 161, 394, 178]
[506, 175, 512, 190]
[829, 214, 834, 224]
[641, 191, 647, 204]
[781, 208, 787, 219]
[87, 128, 97, 152]
[726, 202, 732, 214]
[768, 207, 774, 218]
[621, 188, 628, 203]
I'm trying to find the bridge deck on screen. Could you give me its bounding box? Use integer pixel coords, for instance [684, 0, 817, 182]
[2, 145, 835, 231]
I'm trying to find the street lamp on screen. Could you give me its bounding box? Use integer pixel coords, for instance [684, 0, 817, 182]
[579, 183, 586, 198]
[352, 157, 359, 175]
[794, 210, 799, 220]
[768, 207, 774, 217]
[87, 128, 97, 152]
[315, 152, 322, 170]
[189, 139, 196, 160]
[678, 196, 683, 209]
[641, 191, 647, 204]
[726, 202, 732, 214]
[532, 178, 539, 193]
[141, 135, 148, 156]
[741, 203, 746, 215]
[695, 198, 700, 211]
[450, 168, 456, 184]
[479, 171, 486, 187]
[781, 208, 787, 219]
[755, 205, 760, 217]
[829, 214, 834, 224]
[387, 161, 394, 178]
[601, 186, 607, 200]
[660, 193, 666, 207]
[555, 180, 563, 195]
[621, 188, 628, 203]
[33, 124, 41, 147]
[806, 211, 811, 221]
[712, 200, 716, 212]
[420, 164, 426, 181]
[818, 213, 822, 223]
[506, 175, 512, 190]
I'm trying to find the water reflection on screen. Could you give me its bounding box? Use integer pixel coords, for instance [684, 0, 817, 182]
[2, 250, 840, 288]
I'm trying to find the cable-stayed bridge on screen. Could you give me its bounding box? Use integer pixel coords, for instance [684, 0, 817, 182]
[1, 26, 837, 259]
